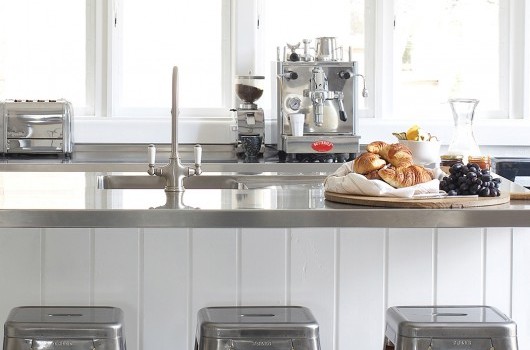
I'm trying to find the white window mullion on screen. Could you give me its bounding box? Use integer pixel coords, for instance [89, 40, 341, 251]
[85, 0, 96, 117]
[109, 0, 121, 118]
[497, 0, 510, 119]
[222, 0, 234, 109]
[507, 0, 524, 119]
[525, 0, 530, 119]
[507, 0, 530, 119]
[89, 0, 114, 118]
[234, 0, 258, 76]
[359, 0, 376, 119]
[375, 0, 395, 119]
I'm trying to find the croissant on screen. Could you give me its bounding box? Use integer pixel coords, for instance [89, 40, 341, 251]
[366, 141, 388, 154]
[353, 152, 387, 174]
[366, 141, 413, 168]
[378, 165, 434, 188]
[365, 169, 382, 180]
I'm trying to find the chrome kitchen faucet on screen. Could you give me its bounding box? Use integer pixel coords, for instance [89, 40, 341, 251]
[147, 66, 202, 192]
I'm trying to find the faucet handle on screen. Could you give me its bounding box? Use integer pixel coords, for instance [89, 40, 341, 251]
[191, 144, 202, 176]
[148, 144, 156, 166]
[194, 144, 202, 167]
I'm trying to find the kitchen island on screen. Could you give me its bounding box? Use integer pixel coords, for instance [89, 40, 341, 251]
[1, 163, 530, 350]
[0, 170, 529, 228]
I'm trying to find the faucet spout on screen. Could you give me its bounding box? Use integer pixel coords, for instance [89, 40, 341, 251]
[171, 66, 179, 159]
[147, 66, 202, 192]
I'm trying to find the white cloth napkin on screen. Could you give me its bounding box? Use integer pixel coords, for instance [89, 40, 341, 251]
[324, 161, 443, 198]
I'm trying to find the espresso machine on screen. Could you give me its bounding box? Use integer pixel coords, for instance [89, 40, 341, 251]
[232, 75, 265, 157]
[275, 37, 364, 162]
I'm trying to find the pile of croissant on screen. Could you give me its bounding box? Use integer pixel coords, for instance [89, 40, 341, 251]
[353, 141, 434, 188]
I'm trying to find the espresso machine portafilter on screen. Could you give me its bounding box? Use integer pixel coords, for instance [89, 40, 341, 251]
[275, 37, 364, 162]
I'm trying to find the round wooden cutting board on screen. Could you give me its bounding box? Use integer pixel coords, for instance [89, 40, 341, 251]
[324, 191, 510, 208]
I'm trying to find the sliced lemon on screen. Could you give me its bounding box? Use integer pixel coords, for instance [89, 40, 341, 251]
[405, 125, 421, 140]
[406, 125, 430, 141]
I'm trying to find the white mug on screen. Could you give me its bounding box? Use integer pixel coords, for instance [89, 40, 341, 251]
[289, 113, 305, 136]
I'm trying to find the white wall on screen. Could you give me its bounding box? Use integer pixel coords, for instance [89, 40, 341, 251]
[1, 227, 529, 350]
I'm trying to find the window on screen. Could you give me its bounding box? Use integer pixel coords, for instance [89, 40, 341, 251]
[0, 0, 230, 118]
[1, 0, 528, 127]
[0, 0, 88, 113]
[114, 0, 231, 116]
[392, 0, 506, 119]
[257, 0, 371, 117]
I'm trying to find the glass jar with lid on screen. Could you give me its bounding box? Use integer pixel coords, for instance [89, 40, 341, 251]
[440, 154, 464, 173]
[468, 155, 491, 170]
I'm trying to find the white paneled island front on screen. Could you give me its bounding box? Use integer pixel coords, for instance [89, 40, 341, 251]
[0, 170, 530, 350]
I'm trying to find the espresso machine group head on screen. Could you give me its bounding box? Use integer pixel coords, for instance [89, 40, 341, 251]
[275, 37, 363, 161]
[303, 66, 348, 126]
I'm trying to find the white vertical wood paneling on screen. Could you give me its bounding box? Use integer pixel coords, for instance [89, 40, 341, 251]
[240, 228, 287, 305]
[484, 228, 513, 314]
[387, 228, 435, 306]
[42, 228, 92, 305]
[338, 228, 386, 350]
[511, 227, 530, 350]
[190, 228, 238, 344]
[437, 228, 484, 304]
[0, 225, 528, 350]
[290, 228, 336, 350]
[94, 228, 140, 350]
[143, 228, 190, 350]
[0, 228, 42, 341]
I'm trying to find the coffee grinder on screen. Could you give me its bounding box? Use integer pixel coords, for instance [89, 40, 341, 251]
[233, 75, 265, 158]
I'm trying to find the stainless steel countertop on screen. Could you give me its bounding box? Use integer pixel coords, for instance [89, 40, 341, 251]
[0, 170, 529, 228]
[0, 143, 343, 173]
[1, 144, 529, 229]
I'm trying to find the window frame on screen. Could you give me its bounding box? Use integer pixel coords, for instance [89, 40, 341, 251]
[378, 0, 518, 120]
[85, 0, 528, 121]
[88, 0, 233, 118]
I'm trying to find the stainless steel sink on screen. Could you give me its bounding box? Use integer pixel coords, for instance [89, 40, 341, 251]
[97, 174, 326, 190]
[97, 174, 240, 189]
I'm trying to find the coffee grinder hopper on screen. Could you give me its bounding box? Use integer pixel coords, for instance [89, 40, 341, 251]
[236, 75, 264, 109]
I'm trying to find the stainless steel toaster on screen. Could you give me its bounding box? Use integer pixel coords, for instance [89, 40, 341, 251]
[195, 306, 320, 350]
[3, 306, 126, 350]
[383, 305, 518, 350]
[0, 99, 74, 156]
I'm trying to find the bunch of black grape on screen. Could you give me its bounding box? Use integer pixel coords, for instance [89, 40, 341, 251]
[440, 162, 501, 197]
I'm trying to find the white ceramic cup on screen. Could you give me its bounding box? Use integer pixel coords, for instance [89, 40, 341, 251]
[290, 113, 305, 136]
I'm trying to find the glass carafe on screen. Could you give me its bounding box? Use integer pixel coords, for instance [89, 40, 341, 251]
[446, 98, 481, 162]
